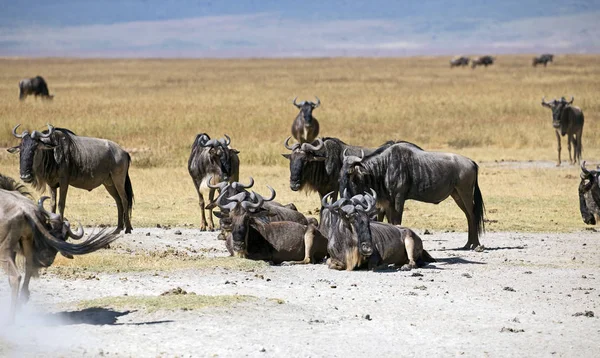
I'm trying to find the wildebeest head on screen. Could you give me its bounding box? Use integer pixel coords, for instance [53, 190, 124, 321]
[579, 161, 600, 225]
[541, 96, 574, 131]
[281, 137, 325, 191]
[214, 186, 275, 257]
[8, 124, 57, 184]
[205, 135, 239, 181]
[339, 148, 367, 196]
[293, 96, 320, 126]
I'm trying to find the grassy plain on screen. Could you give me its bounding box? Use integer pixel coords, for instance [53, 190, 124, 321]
[0, 56, 598, 233]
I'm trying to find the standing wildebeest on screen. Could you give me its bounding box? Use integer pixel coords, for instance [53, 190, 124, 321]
[532, 54, 553, 67]
[8, 124, 134, 234]
[291, 97, 321, 144]
[579, 162, 600, 225]
[339, 142, 485, 251]
[1, 174, 118, 322]
[282, 136, 395, 201]
[19, 76, 53, 101]
[471, 56, 495, 69]
[320, 191, 435, 271]
[188, 133, 240, 231]
[450, 56, 470, 68]
[214, 187, 327, 264]
[541, 96, 584, 166]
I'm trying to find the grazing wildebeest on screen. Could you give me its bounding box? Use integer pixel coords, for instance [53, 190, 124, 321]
[320, 191, 435, 271]
[19, 76, 53, 101]
[579, 162, 600, 225]
[282, 136, 395, 200]
[339, 142, 485, 251]
[8, 124, 134, 234]
[471, 56, 495, 69]
[188, 134, 240, 231]
[214, 187, 327, 264]
[1, 174, 118, 322]
[532, 54, 553, 67]
[450, 56, 470, 68]
[291, 97, 321, 144]
[541, 96, 585, 166]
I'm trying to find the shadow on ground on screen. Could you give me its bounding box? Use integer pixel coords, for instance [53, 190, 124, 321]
[45, 307, 173, 326]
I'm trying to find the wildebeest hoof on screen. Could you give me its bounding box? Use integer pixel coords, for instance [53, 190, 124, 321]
[474, 245, 485, 252]
[359, 242, 374, 256]
[400, 264, 412, 271]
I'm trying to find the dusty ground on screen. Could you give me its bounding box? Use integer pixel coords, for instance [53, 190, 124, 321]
[1, 228, 599, 357]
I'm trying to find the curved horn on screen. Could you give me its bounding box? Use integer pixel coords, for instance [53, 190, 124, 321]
[321, 191, 335, 210]
[217, 191, 239, 211]
[40, 124, 54, 138]
[581, 161, 590, 176]
[261, 186, 276, 202]
[284, 136, 296, 151]
[301, 138, 324, 152]
[38, 196, 61, 221]
[12, 124, 25, 138]
[241, 191, 264, 210]
[313, 96, 321, 108]
[239, 177, 254, 189]
[205, 139, 219, 147]
[66, 220, 85, 240]
[219, 134, 231, 147]
[206, 175, 229, 190]
[292, 96, 301, 108]
[568, 96, 574, 105]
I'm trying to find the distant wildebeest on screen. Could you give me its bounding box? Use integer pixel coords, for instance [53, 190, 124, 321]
[1, 173, 118, 322]
[19, 76, 53, 101]
[471, 56, 495, 69]
[579, 162, 600, 225]
[320, 191, 435, 271]
[8, 124, 134, 234]
[291, 97, 321, 144]
[188, 133, 240, 231]
[450, 56, 470, 68]
[214, 186, 327, 264]
[339, 142, 485, 251]
[532, 54, 554, 67]
[282, 136, 395, 200]
[541, 96, 584, 166]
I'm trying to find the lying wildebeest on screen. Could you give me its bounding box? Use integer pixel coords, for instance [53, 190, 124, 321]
[188, 133, 240, 231]
[19, 76, 53, 101]
[471, 56, 495, 69]
[1, 174, 118, 322]
[214, 186, 327, 264]
[541, 96, 584, 166]
[8, 124, 134, 234]
[532, 54, 553, 67]
[320, 191, 435, 271]
[282, 136, 395, 200]
[579, 162, 600, 225]
[450, 56, 470, 68]
[291, 97, 321, 144]
[340, 142, 485, 251]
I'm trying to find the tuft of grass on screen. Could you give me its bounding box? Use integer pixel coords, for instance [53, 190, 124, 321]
[47, 251, 267, 275]
[74, 294, 255, 312]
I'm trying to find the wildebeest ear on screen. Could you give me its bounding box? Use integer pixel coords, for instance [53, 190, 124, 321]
[61, 252, 74, 259]
[232, 149, 240, 154]
[7, 146, 19, 154]
[206, 201, 217, 210]
[281, 153, 291, 160]
[213, 211, 224, 219]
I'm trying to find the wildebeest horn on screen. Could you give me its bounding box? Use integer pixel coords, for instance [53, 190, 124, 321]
[301, 138, 324, 152]
[220, 134, 231, 147]
[12, 124, 26, 138]
[31, 124, 55, 140]
[231, 177, 254, 190]
[38, 196, 62, 221]
[343, 149, 365, 165]
[216, 191, 240, 211]
[284, 136, 301, 151]
[206, 175, 229, 191]
[292, 96, 302, 108]
[313, 96, 321, 108]
[321, 192, 335, 210]
[568, 96, 574, 105]
[251, 186, 276, 204]
[581, 161, 590, 177]
[65, 220, 85, 240]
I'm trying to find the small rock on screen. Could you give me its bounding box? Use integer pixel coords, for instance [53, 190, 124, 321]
[363, 314, 372, 321]
[423, 229, 432, 235]
[156, 224, 162, 228]
[501, 327, 524, 333]
[174, 230, 182, 235]
[462, 273, 472, 278]
[411, 272, 423, 277]
[523, 271, 532, 274]
[503, 286, 516, 292]
[260, 348, 266, 353]
[146, 232, 151, 236]
[572, 311, 594, 318]
[413, 285, 427, 290]
[330, 285, 337, 289]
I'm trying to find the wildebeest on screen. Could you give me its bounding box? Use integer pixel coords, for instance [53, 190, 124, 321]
[282, 136, 395, 200]
[188, 133, 240, 231]
[471, 56, 495, 69]
[214, 186, 327, 264]
[532, 54, 553, 67]
[19, 76, 53, 101]
[579, 162, 600, 225]
[0, 173, 118, 322]
[450, 56, 470, 68]
[339, 142, 485, 251]
[541, 96, 585, 166]
[291, 97, 321, 144]
[8, 124, 134, 234]
[320, 191, 435, 271]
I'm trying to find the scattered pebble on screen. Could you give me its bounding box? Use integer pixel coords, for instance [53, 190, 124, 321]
[462, 273, 472, 278]
[500, 327, 524, 333]
[363, 314, 372, 321]
[572, 311, 594, 318]
[503, 286, 516, 292]
[174, 230, 182, 235]
[423, 229, 432, 235]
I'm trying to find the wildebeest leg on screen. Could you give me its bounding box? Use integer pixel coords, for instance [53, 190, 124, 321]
[57, 182, 69, 219]
[450, 190, 481, 250]
[575, 128, 583, 164]
[399, 231, 420, 271]
[207, 188, 216, 231]
[326, 257, 345, 270]
[104, 184, 125, 233]
[196, 183, 208, 231]
[3, 250, 21, 323]
[19, 240, 34, 303]
[567, 133, 573, 164]
[388, 196, 405, 225]
[555, 130, 562, 166]
[111, 175, 132, 234]
[49, 185, 58, 213]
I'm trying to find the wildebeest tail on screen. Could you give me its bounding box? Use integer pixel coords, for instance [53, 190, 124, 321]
[125, 153, 134, 217]
[419, 249, 436, 264]
[28, 215, 119, 256]
[473, 164, 486, 235]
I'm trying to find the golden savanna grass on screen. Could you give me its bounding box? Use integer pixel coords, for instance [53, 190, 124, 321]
[0, 56, 599, 233]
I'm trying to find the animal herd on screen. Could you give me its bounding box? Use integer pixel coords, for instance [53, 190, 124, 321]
[2, 65, 598, 322]
[449, 53, 554, 69]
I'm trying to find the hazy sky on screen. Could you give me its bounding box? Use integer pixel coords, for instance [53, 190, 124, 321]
[1, 0, 599, 57]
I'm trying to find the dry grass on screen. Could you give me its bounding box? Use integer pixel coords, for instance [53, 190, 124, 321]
[74, 294, 254, 312]
[0, 56, 598, 233]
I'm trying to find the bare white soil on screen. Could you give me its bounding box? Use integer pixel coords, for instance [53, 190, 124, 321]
[1, 228, 599, 357]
